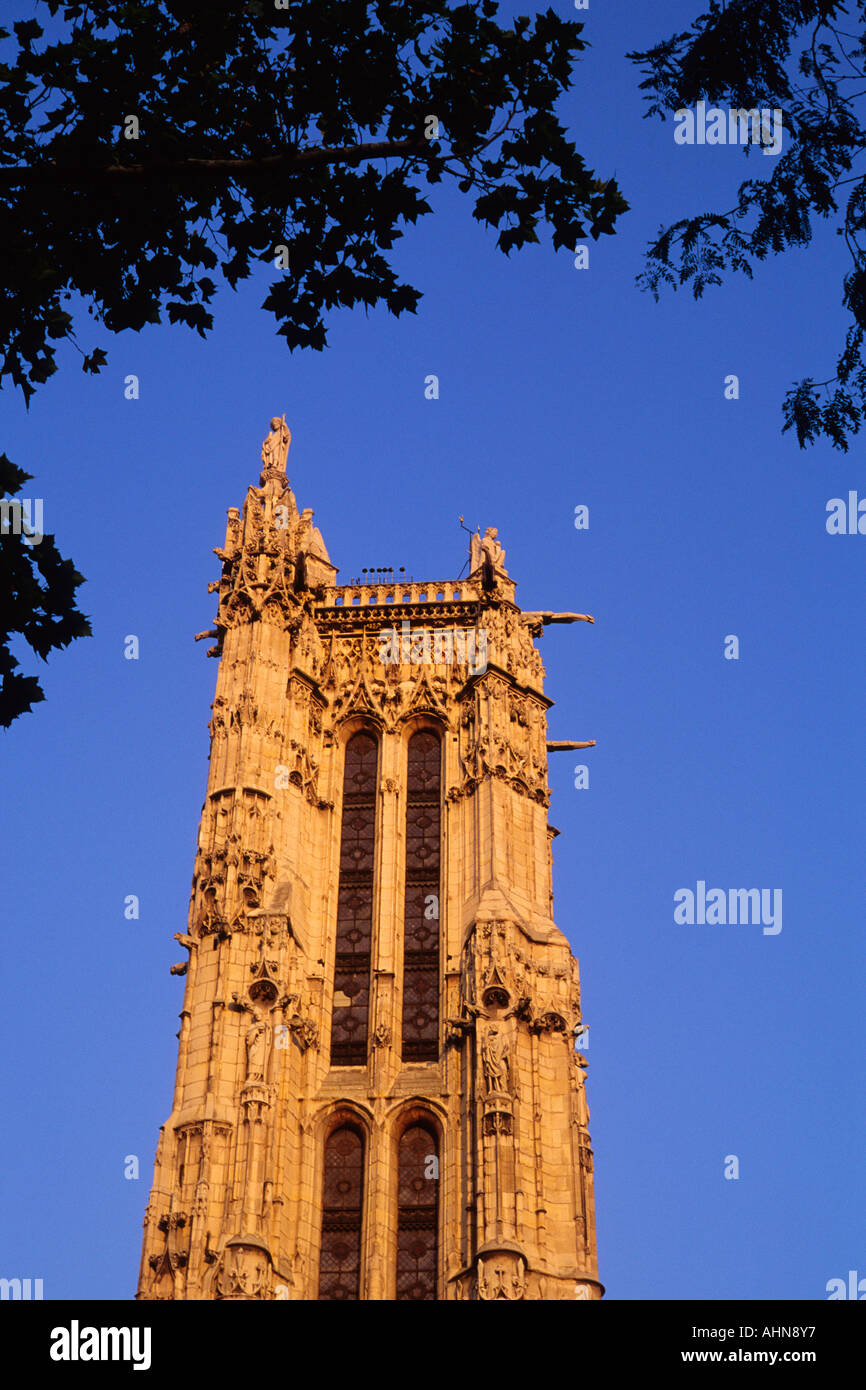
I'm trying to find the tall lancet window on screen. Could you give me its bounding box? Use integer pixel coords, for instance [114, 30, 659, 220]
[401, 730, 441, 1060]
[331, 732, 378, 1066]
[396, 1123, 439, 1300]
[318, 1125, 365, 1300]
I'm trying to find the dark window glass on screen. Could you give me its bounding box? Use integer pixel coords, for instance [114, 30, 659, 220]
[331, 733, 377, 1065]
[396, 1124, 439, 1300]
[318, 1126, 365, 1300]
[401, 731, 441, 1060]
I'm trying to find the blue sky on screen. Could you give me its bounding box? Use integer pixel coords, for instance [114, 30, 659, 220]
[1, 1, 863, 1300]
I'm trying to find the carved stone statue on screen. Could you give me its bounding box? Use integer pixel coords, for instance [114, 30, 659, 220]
[481, 526, 506, 572]
[481, 1023, 511, 1095]
[261, 415, 291, 475]
[244, 1012, 268, 1081]
[470, 525, 508, 579]
[574, 1051, 591, 1127]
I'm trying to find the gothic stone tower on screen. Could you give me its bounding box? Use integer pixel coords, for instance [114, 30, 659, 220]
[137, 418, 602, 1301]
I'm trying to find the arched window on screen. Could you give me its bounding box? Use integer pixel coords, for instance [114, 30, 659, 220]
[396, 1123, 439, 1300]
[331, 732, 378, 1066]
[401, 730, 441, 1061]
[318, 1125, 365, 1300]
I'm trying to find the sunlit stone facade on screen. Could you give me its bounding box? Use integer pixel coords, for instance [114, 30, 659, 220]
[137, 419, 601, 1301]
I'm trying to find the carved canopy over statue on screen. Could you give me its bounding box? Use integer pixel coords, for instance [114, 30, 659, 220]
[469, 526, 507, 578]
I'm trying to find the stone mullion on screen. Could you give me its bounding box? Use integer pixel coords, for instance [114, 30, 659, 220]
[530, 1028, 547, 1252]
[184, 1129, 209, 1297]
[175, 938, 221, 1120]
[440, 1014, 465, 1288]
[265, 1036, 288, 1283]
[477, 685, 495, 885]
[363, 734, 400, 1299]
[530, 801, 548, 914]
[568, 1063, 585, 1270]
[216, 628, 248, 793]
[284, 673, 309, 798]
[573, 1062, 598, 1279]
[169, 990, 193, 1119]
[317, 735, 343, 1086]
[460, 1031, 476, 1288]
[283, 1019, 319, 1292]
[240, 1095, 272, 1236]
[364, 1121, 391, 1301]
[174, 1129, 193, 1300]
[373, 731, 401, 1081]
[327, 1121, 370, 1302]
[204, 941, 228, 1104]
[477, 780, 494, 891]
[206, 630, 243, 795]
[512, 1054, 528, 1246]
[292, 711, 330, 1282]
[256, 1017, 283, 1244]
[224, 1036, 244, 1224]
[582, 1153, 598, 1276]
[293, 1107, 319, 1299]
[441, 730, 469, 1293]
[471, 1029, 487, 1255]
[269, 1086, 299, 1295]
[234, 1105, 258, 1238]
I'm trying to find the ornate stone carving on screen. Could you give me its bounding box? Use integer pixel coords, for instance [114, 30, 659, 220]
[239, 1080, 274, 1120]
[192, 1178, 209, 1219]
[464, 920, 584, 1042]
[445, 1015, 475, 1045]
[290, 1016, 319, 1051]
[209, 695, 229, 738]
[208, 433, 335, 644]
[477, 1252, 526, 1301]
[292, 614, 324, 678]
[236, 847, 274, 910]
[147, 1249, 180, 1301]
[531, 1010, 568, 1035]
[482, 1097, 514, 1137]
[214, 1238, 272, 1300]
[281, 737, 320, 801]
[372, 1021, 391, 1048]
[454, 677, 549, 803]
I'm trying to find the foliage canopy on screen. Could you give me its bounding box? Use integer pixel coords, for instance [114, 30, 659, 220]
[630, 0, 866, 449]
